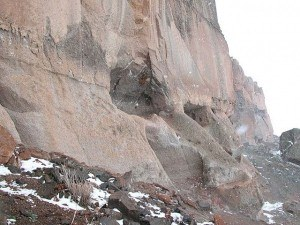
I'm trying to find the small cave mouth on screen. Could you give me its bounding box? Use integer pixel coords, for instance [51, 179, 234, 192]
[184, 103, 211, 127]
[109, 57, 172, 116]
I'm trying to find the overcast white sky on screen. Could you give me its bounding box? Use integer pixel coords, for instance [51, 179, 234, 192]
[215, 0, 300, 135]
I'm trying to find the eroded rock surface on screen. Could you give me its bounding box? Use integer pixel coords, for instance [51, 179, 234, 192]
[0, 0, 273, 205]
[230, 59, 273, 145]
[0, 125, 17, 164]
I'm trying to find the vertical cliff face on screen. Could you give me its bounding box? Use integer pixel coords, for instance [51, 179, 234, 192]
[0, 0, 273, 192]
[231, 59, 274, 144]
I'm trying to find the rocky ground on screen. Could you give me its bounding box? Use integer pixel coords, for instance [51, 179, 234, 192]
[241, 137, 300, 224]
[0, 139, 300, 225]
[0, 151, 217, 225]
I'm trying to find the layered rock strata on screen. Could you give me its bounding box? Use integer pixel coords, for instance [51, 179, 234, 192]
[0, 0, 273, 193]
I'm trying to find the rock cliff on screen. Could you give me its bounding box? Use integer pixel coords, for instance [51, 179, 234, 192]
[0, 0, 273, 192]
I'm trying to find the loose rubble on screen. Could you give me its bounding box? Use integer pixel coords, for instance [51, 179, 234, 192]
[0, 154, 216, 224]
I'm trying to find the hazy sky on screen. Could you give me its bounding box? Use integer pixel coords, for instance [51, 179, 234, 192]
[215, 0, 300, 135]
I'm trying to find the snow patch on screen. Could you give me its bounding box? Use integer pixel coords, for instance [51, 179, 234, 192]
[90, 187, 110, 208]
[87, 173, 104, 186]
[46, 194, 85, 211]
[7, 218, 16, 225]
[145, 202, 165, 218]
[0, 180, 7, 186]
[0, 180, 84, 211]
[20, 157, 53, 172]
[263, 213, 275, 224]
[117, 219, 123, 225]
[197, 222, 214, 225]
[171, 212, 184, 224]
[113, 208, 121, 213]
[270, 149, 281, 156]
[262, 202, 283, 212]
[0, 184, 37, 196]
[128, 191, 149, 202]
[0, 165, 12, 175]
[261, 202, 283, 224]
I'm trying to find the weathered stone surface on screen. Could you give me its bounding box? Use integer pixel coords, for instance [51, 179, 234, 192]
[0, 125, 17, 164]
[108, 191, 140, 222]
[99, 217, 120, 225]
[0, 0, 273, 205]
[123, 220, 140, 225]
[0, 104, 21, 143]
[184, 104, 240, 155]
[140, 217, 171, 225]
[283, 201, 300, 216]
[231, 59, 273, 145]
[280, 128, 300, 165]
[213, 214, 226, 225]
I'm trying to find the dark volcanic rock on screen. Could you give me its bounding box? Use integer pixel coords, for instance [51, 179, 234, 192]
[108, 192, 140, 222]
[280, 128, 300, 165]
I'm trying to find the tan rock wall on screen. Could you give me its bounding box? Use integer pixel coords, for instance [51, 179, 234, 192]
[231, 59, 273, 144]
[0, 0, 273, 190]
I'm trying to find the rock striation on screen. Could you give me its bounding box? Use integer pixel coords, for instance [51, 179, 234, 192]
[0, 0, 273, 195]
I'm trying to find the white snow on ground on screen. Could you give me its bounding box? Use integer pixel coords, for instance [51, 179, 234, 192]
[0, 183, 36, 196]
[171, 212, 184, 224]
[0, 180, 7, 186]
[270, 149, 281, 156]
[128, 191, 149, 202]
[128, 192, 190, 224]
[20, 157, 53, 172]
[116, 219, 123, 225]
[45, 195, 85, 210]
[262, 202, 283, 212]
[89, 187, 110, 208]
[87, 173, 104, 186]
[6, 218, 16, 225]
[1, 162, 212, 224]
[87, 173, 110, 208]
[263, 213, 275, 224]
[0, 165, 12, 175]
[0, 180, 84, 210]
[144, 202, 165, 218]
[0, 166, 110, 211]
[261, 201, 283, 224]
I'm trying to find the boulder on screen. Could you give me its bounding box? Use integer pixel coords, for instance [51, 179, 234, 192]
[279, 128, 300, 165]
[108, 192, 140, 222]
[0, 125, 17, 164]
